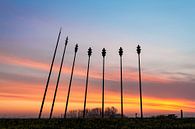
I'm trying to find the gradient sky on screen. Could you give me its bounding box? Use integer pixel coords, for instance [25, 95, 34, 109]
[0, 0, 195, 118]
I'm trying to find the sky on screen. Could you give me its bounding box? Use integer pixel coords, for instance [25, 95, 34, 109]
[0, 0, 195, 118]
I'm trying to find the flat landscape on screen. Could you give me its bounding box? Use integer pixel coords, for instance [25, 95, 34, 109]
[0, 118, 195, 129]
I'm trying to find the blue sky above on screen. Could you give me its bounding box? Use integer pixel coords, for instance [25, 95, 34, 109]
[1, 0, 195, 73]
[0, 0, 195, 92]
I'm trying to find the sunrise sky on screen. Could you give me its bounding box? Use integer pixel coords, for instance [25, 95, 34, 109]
[0, 0, 195, 118]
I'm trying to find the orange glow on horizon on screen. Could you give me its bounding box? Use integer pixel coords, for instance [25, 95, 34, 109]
[0, 80, 194, 117]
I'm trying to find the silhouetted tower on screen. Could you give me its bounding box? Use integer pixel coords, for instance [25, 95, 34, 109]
[64, 44, 78, 118]
[38, 28, 61, 119]
[135, 113, 138, 118]
[101, 48, 106, 118]
[49, 37, 68, 119]
[137, 45, 143, 118]
[83, 47, 92, 118]
[119, 47, 124, 118]
[181, 110, 183, 119]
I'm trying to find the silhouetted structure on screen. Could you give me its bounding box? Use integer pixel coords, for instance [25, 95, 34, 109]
[64, 44, 78, 118]
[38, 28, 61, 119]
[83, 47, 92, 118]
[118, 47, 124, 118]
[135, 113, 138, 118]
[49, 37, 68, 119]
[181, 110, 183, 119]
[137, 45, 143, 118]
[101, 48, 106, 118]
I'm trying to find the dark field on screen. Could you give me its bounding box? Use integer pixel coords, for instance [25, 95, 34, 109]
[0, 118, 195, 129]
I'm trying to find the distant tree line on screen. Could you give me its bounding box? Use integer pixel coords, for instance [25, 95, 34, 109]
[65, 106, 120, 118]
[152, 114, 177, 119]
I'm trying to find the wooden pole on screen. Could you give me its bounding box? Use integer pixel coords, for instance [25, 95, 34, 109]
[49, 37, 68, 119]
[101, 48, 106, 118]
[181, 110, 183, 119]
[119, 47, 123, 118]
[38, 28, 61, 119]
[83, 47, 92, 118]
[137, 45, 143, 118]
[64, 44, 78, 118]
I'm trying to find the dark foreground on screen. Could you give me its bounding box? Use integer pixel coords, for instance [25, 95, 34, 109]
[0, 118, 195, 129]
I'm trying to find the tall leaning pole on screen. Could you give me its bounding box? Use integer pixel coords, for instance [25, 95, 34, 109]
[49, 37, 68, 119]
[83, 47, 92, 118]
[101, 48, 106, 118]
[137, 45, 143, 119]
[64, 44, 78, 118]
[119, 47, 124, 118]
[38, 28, 61, 119]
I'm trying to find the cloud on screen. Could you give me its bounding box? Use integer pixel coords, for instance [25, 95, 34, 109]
[0, 53, 195, 117]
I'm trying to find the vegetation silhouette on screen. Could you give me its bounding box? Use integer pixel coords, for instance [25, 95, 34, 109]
[68, 106, 117, 118]
[2, 115, 195, 129]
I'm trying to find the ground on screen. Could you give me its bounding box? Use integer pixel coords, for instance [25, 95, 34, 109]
[0, 118, 195, 129]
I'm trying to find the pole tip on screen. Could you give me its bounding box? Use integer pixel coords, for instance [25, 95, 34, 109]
[137, 45, 141, 54]
[102, 48, 106, 57]
[75, 44, 78, 53]
[65, 36, 68, 45]
[88, 47, 92, 56]
[119, 47, 123, 56]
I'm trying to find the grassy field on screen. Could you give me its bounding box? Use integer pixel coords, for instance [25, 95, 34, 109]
[0, 118, 195, 129]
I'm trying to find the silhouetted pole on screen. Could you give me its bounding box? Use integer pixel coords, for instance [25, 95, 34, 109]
[101, 48, 106, 118]
[83, 47, 92, 118]
[181, 110, 183, 119]
[38, 28, 61, 119]
[119, 47, 123, 118]
[137, 45, 143, 118]
[64, 44, 78, 118]
[49, 37, 68, 119]
[135, 113, 138, 118]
